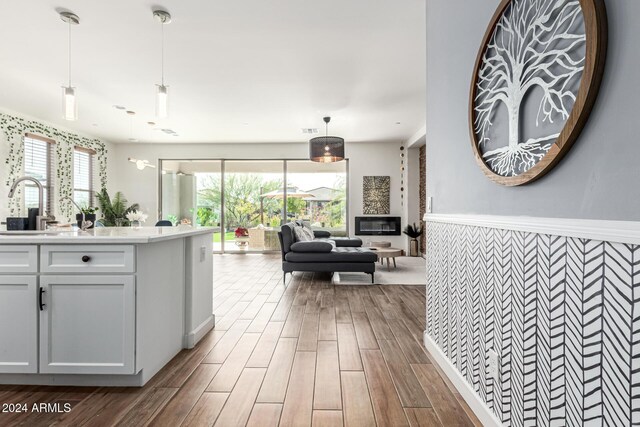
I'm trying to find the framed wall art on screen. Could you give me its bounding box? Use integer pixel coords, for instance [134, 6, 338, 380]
[363, 176, 390, 215]
[469, 0, 607, 186]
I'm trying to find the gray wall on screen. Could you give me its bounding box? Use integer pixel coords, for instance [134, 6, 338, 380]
[426, 0, 640, 221]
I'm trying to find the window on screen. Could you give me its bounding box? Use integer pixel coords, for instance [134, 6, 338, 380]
[73, 147, 95, 208]
[23, 134, 55, 214]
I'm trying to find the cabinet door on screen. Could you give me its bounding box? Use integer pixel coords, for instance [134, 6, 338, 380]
[0, 276, 37, 373]
[39, 275, 135, 375]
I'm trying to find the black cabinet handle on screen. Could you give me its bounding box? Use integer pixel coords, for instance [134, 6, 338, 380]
[82, 255, 91, 263]
[39, 287, 46, 311]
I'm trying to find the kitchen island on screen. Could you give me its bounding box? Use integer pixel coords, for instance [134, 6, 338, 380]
[0, 226, 214, 386]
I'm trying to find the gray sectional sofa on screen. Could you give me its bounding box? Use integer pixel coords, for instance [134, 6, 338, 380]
[278, 222, 377, 284]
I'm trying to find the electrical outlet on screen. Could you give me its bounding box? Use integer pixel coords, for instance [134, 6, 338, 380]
[487, 349, 500, 382]
[427, 197, 433, 213]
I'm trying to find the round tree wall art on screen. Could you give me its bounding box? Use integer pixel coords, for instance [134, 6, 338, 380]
[469, 0, 607, 186]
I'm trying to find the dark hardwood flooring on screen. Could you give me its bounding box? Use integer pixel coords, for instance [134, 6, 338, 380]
[0, 254, 480, 426]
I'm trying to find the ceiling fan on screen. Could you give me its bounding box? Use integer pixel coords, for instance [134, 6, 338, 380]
[128, 158, 156, 170]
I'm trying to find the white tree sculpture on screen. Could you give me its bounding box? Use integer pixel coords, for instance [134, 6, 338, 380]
[473, 0, 586, 177]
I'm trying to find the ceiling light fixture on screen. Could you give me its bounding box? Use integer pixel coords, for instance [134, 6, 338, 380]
[60, 11, 80, 121]
[124, 111, 155, 170]
[153, 10, 172, 119]
[126, 110, 138, 142]
[309, 117, 345, 163]
[128, 158, 156, 170]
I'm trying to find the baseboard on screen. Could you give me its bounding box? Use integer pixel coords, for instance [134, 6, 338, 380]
[184, 314, 214, 349]
[423, 331, 503, 427]
[0, 371, 145, 387]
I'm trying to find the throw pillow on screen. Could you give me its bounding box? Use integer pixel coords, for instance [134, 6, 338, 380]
[303, 226, 315, 241]
[293, 225, 313, 242]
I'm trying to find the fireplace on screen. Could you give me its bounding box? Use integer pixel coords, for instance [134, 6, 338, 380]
[354, 216, 401, 236]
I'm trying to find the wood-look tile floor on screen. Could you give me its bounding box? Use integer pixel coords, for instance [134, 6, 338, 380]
[0, 254, 481, 427]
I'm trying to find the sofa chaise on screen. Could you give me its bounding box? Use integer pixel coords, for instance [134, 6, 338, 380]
[278, 222, 377, 284]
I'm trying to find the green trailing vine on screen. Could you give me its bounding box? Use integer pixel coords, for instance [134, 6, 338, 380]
[0, 112, 108, 219]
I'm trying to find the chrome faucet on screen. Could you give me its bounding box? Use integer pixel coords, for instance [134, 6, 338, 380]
[60, 196, 93, 231]
[8, 176, 54, 230]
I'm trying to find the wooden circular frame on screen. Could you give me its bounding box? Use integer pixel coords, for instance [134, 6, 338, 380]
[468, 0, 608, 186]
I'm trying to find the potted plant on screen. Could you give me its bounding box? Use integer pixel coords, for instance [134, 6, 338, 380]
[95, 189, 140, 226]
[403, 223, 424, 257]
[235, 227, 249, 238]
[126, 210, 148, 228]
[76, 206, 98, 229]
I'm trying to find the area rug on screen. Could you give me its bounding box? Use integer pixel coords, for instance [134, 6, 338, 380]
[332, 256, 426, 285]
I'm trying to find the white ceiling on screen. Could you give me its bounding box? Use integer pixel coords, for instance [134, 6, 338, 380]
[0, 1, 426, 144]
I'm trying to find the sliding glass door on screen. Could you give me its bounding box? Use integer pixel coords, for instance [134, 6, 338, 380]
[223, 161, 284, 253]
[286, 160, 348, 237]
[159, 159, 348, 253]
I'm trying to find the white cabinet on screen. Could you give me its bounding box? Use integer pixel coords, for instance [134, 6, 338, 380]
[0, 276, 38, 373]
[39, 275, 135, 375]
[0, 230, 214, 386]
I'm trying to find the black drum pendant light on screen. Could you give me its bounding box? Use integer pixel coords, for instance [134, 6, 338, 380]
[309, 117, 345, 163]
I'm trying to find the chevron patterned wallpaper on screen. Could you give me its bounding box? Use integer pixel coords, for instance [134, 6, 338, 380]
[425, 221, 640, 427]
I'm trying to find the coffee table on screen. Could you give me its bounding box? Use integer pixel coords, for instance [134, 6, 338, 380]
[370, 247, 403, 271]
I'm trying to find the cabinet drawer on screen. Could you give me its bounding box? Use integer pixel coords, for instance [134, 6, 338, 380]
[40, 245, 135, 273]
[0, 245, 38, 273]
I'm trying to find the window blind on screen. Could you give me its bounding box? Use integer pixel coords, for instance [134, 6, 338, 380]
[23, 134, 55, 214]
[73, 147, 95, 208]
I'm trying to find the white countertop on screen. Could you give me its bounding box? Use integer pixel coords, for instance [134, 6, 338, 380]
[0, 226, 216, 244]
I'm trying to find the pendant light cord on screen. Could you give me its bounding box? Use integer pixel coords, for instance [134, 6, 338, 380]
[161, 22, 165, 85]
[68, 20, 72, 87]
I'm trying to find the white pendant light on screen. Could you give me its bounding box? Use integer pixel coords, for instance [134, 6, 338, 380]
[126, 110, 138, 142]
[153, 10, 172, 119]
[60, 12, 80, 121]
[156, 84, 168, 118]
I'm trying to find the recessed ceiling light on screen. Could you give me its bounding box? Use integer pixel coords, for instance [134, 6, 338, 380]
[396, 122, 401, 125]
[147, 121, 156, 126]
[128, 138, 139, 142]
[92, 123, 98, 127]
[243, 122, 250, 126]
[113, 105, 126, 110]
[126, 110, 136, 115]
